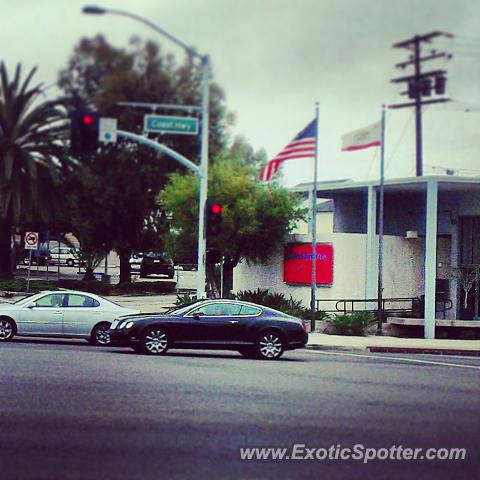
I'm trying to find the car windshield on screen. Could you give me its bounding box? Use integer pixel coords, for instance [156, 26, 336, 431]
[165, 301, 201, 316]
[12, 293, 43, 305]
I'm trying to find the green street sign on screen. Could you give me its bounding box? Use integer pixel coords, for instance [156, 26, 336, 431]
[144, 114, 199, 135]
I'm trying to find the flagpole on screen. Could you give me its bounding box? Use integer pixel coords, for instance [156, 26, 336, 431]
[376, 105, 386, 335]
[311, 102, 320, 332]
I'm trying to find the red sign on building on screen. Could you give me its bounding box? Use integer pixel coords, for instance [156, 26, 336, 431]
[284, 243, 334, 285]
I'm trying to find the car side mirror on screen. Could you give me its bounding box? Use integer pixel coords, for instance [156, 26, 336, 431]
[193, 312, 204, 320]
[27, 302, 37, 309]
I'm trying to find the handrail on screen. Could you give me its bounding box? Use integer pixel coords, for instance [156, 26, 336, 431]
[316, 297, 453, 319]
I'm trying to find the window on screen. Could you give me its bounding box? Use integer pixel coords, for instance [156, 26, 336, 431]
[66, 294, 99, 308]
[191, 303, 242, 316]
[240, 305, 261, 316]
[35, 293, 66, 308]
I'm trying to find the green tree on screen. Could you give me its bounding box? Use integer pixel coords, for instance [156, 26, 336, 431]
[58, 36, 230, 282]
[0, 63, 67, 279]
[160, 154, 307, 295]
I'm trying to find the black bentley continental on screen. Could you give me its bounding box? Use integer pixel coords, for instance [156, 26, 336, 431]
[109, 299, 308, 360]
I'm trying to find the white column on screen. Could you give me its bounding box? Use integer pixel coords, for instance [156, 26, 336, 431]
[424, 180, 438, 339]
[366, 186, 378, 301]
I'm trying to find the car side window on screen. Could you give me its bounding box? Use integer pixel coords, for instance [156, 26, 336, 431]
[35, 293, 66, 308]
[66, 294, 99, 308]
[191, 303, 242, 316]
[239, 305, 261, 316]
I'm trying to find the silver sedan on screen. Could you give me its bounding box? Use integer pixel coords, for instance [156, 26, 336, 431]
[0, 290, 139, 346]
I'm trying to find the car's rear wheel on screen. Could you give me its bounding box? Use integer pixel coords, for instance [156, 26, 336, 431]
[141, 327, 169, 355]
[90, 322, 112, 346]
[0, 318, 15, 341]
[255, 331, 284, 360]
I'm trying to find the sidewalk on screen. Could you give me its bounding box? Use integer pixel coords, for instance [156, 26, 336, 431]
[307, 333, 480, 356]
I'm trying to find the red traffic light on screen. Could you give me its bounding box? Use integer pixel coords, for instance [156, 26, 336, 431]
[82, 114, 95, 125]
[211, 204, 223, 215]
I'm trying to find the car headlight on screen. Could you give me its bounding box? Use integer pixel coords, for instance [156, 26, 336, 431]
[118, 320, 135, 329]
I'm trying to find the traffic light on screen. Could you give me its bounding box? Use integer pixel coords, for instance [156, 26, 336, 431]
[420, 77, 432, 97]
[70, 108, 99, 155]
[434, 74, 447, 95]
[206, 199, 223, 237]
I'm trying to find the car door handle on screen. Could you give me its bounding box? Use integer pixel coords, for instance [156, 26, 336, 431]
[229, 320, 239, 324]
[54, 311, 63, 315]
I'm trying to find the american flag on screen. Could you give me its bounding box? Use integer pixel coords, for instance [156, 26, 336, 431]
[259, 119, 317, 182]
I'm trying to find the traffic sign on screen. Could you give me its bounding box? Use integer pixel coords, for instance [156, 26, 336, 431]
[144, 115, 198, 135]
[24, 232, 39, 250]
[99, 117, 118, 143]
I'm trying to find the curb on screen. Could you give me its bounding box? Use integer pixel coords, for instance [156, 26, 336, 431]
[306, 344, 480, 357]
[367, 346, 480, 357]
[306, 344, 367, 352]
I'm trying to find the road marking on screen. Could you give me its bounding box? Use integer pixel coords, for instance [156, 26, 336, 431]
[306, 350, 480, 370]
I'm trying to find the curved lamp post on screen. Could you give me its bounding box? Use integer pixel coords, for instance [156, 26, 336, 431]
[83, 5, 210, 299]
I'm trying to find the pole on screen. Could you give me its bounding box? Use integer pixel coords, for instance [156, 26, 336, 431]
[311, 103, 320, 332]
[196, 55, 210, 299]
[27, 250, 32, 293]
[220, 256, 224, 298]
[413, 36, 423, 176]
[376, 106, 386, 335]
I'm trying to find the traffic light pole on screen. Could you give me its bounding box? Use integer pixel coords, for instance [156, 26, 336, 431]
[83, 5, 210, 300]
[196, 55, 210, 299]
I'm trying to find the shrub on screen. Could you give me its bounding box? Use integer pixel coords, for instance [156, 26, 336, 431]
[234, 288, 328, 321]
[1, 278, 175, 296]
[0, 279, 58, 292]
[328, 312, 376, 336]
[175, 292, 198, 307]
[56, 279, 111, 295]
[113, 281, 176, 295]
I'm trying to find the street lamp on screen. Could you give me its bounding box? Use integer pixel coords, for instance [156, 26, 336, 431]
[83, 5, 210, 299]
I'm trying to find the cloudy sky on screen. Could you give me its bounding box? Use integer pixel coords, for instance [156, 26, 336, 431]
[2, 0, 480, 186]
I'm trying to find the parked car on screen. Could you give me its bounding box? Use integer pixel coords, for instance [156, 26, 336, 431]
[21, 249, 51, 266]
[109, 299, 308, 359]
[49, 246, 80, 267]
[139, 252, 174, 279]
[0, 290, 140, 346]
[129, 252, 144, 272]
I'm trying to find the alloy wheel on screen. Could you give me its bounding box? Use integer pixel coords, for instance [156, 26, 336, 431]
[94, 324, 111, 346]
[144, 328, 169, 355]
[0, 319, 14, 341]
[258, 332, 284, 359]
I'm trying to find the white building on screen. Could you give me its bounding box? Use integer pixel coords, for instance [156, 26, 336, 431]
[234, 176, 480, 339]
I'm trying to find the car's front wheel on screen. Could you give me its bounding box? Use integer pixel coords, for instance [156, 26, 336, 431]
[66, 259, 74, 267]
[140, 327, 169, 355]
[90, 322, 112, 346]
[0, 317, 16, 341]
[255, 331, 284, 360]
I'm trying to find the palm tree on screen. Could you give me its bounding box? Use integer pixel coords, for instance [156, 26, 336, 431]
[0, 62, 67, 279]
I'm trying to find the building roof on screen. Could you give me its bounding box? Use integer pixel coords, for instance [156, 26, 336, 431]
[292, 175, 480, 196]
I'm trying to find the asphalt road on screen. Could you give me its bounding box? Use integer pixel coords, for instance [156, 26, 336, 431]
[1, 340, 479, 480]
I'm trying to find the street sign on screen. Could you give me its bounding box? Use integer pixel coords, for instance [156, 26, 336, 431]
[144, 115, 199, 135]
[99, 117, 118, 143]
[24, 232, 39, 250]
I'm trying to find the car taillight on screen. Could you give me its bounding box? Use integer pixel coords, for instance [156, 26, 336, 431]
[301, 322, 307, 332]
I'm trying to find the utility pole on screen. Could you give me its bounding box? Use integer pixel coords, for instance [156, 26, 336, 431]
[390, 31, 453, 176]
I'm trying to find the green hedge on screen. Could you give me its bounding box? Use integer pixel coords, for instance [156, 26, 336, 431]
[328, 312, 376, 336]
[0, 279, 176, 296]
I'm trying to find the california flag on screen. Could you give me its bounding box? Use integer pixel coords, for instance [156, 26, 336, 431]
[341, 121, 382, 151]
